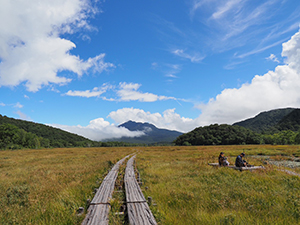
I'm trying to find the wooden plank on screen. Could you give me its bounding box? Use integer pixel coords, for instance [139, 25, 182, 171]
[208, 163, 265, 170]
[124, 155, 157, 225]
[127, 202, 157, 225]
[82, 155, 129, 225]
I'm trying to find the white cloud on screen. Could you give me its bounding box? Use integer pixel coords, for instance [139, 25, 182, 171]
[211, 0, 243, 20]
[0, 0, 114, 92]
[108, 107, 195, 133]
[65, 83, 113, 98]
[0, 102, 5, 106]
[191, 0, 300, 56]
[116, 82, 177, 102]
[15, 110, 31, 121]
[195, 28, 300, 125]
[53, 29, 300, 138]
[14, 102, 23, 108]
[266, 53, 280, 63]
[64, 82, 178, 102]
[52, 117, 145, 141]
[172, 49, 205, 63]
[166, 74, 178, 78]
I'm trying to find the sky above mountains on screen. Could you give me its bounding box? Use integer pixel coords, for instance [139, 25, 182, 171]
[1, 0, 300, 140]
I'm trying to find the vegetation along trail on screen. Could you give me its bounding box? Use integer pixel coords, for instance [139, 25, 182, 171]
[1, 145, 300, 224]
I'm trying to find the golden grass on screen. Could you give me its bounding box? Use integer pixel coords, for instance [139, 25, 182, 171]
[0, 147, 135, 224]
[1, 145, 300, 224]
[136, 145, 300, 224]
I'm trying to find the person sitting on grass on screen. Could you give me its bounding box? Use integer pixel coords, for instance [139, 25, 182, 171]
[235, 152, 249, 167]
[218, 152, 229, 166]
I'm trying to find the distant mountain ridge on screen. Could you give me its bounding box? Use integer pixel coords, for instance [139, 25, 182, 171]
[105, 120, 183, 144]
[233, 108, 300, 133]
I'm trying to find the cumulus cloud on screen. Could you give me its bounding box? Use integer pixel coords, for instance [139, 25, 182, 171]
[116, 82, 176, 102]
[108, 107, 195, 132]
[54, 28, 300, 138]
[195, 28, 300, 125]
[52, 117, 145, 141]
[0, 0, 114, 92]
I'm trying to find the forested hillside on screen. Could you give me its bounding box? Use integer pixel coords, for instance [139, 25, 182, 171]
[0, 114, 92, 148]
[174, 123, 300, 146]
[0, 115, 143, 149]
[233, 108, 296, 133]
[174, 124, 261, 146]
[276, 109, 300, 132]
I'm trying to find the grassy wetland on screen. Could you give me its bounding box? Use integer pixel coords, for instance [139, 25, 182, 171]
[1, 145, 300, 224]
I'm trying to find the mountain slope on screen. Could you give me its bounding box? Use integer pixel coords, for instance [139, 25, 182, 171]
[233, 108, 296, 133]
[106, 120, 183, 144]
[276, 109, 300, 132]
[0, 114, 91, 145]
[174, 124, 261, 146]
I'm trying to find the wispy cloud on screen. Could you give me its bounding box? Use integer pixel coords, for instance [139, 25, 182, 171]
[236, 37, 289, 58]
[14, 102, 23, 108]
[172, 49, 205, 63]
[65, 82, 179, 102]
[195, 28, 300, 125]
[166, 74, 178, 78]
[15, 110, 31, 121]
[190, 0, 300, 57]
[266, 54, 280, 63]
[65, 84, 113, 98]
[211, 0, 243, 20]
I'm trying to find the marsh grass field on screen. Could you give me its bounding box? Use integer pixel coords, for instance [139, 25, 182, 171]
[1, 145, 300, 224]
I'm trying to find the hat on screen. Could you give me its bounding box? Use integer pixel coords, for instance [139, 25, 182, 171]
[241, 153, 245, 156]
[220, 152, 224, 154]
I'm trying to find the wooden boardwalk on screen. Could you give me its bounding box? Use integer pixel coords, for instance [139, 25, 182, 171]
[82, 155, 129, 225]
[124, 155, 157, 225]
[208, 163, 265, 171]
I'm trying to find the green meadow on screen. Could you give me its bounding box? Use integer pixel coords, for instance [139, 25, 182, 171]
[1, 145, 300, 224]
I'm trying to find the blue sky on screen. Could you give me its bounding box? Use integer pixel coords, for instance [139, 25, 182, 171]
[1, 0, 300, 140]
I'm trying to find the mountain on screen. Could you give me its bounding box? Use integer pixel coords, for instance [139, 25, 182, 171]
[233, 108, 299, 133]
[276, 109, 300, 132]
[174, 124, 261, 146]
[106, 120, 183, 144]
[0, 114, 92, 148]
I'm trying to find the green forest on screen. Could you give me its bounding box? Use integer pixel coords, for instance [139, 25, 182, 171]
[0, 123, 146, 150]
[175, 108, 300, 146]
[2, 107, 300, 149]
[0, 115, 145, 150]
[174, 124, 300, 146]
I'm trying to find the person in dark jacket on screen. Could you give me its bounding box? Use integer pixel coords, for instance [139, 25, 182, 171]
[235, 153, 246, 167]
[218, 152, 229, 166]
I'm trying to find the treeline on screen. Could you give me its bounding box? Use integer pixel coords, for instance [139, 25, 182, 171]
[0, 123, 144, 150]
[174, 124, 300, 146]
